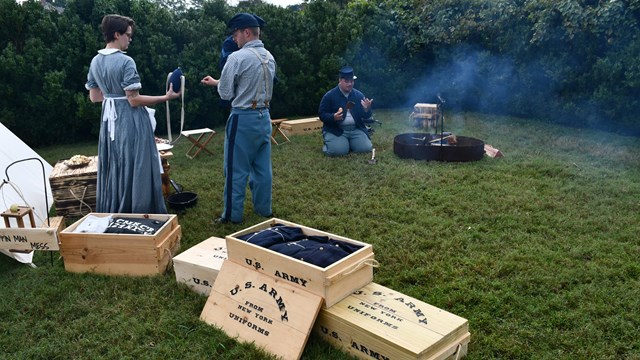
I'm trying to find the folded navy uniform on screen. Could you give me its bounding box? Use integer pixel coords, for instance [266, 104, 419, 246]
[105, 217, 166, 235]
[238, 224, 306, 248]
[237, 224, 363, 267]
[269, 239, 353, 268]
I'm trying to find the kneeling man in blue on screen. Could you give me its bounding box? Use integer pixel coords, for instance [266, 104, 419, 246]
[318, 66, 374, 156]
[201, 13, 276, 224]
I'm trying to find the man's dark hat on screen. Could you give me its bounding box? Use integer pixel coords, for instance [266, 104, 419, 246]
[228, 13, 260, 32]
[339, 66, 357, 80]
[252, 14, 266, 28]
[222, 35, 238, 53]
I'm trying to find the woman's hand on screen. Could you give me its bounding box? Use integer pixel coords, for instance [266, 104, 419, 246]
[89, 87, 104, 103]
[166, 83, 180, 100]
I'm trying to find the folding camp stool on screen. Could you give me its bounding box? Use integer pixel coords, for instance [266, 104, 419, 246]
[270, 119, 290, 145]
[181, 128, 216, 159]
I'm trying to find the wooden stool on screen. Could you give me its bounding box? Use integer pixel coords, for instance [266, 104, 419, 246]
[1, 206, 36, 228]
[271, 119, 290, 145]
[181, 128, 216, 159]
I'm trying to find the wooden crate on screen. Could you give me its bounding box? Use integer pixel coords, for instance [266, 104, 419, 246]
[59, 213, 181, 276]
[414, 103, 438, 114]
[313, 282, 470, 360]
[173, 236, 227, 296]
[226, 218, 375, 308]
[49, 156, 98, 218]
[280, 118, 323, 136]
[201, 260, 323, 360]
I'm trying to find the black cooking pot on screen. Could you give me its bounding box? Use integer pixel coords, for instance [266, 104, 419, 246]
[167, 180, 198, 211]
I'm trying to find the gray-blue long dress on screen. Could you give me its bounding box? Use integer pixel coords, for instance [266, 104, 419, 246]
[86, 49, 167, 214]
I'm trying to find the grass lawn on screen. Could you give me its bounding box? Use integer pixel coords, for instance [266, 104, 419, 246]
[1, 109, 639, 359]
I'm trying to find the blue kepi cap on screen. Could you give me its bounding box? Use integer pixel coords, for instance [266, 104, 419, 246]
[252, 14, 266, 28]
[339, 66, 357, 80]
[228, 13, 260, 32]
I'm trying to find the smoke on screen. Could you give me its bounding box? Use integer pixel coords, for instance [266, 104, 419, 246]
[404, 44, 529, 116]
[348, 22, 640, 136]
[400, 43, 639, 135]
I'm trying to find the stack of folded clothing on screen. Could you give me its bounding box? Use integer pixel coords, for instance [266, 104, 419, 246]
[73, 215, 166, 235]
[105, 217, 166, 235]
[237, 224, 363, 268]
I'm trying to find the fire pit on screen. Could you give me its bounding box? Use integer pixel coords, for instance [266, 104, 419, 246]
[393, 133, 485, 162]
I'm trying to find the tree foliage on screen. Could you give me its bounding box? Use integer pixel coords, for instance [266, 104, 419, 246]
[1, 0, 639, 147]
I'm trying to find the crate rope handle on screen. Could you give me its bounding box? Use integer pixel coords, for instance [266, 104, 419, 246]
[162, 226, 181, 271]
[68, 186, 92, 216]
[454, 343, 462, 360]
[164, 247, 173, 270]
[341, 258, 379, 276]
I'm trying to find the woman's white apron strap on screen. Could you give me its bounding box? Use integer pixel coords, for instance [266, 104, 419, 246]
[102, 96, 128, 141]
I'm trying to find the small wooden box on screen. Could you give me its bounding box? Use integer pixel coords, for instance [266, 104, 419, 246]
[226, 218, 375, 308]
[313, 282, 470, 360]
[173, 236, 227, 296]
[49, 156, 98, 218]
[280, 118, 323, 136]
[414, 103, 438, 114]
[59, 213, 181, 276]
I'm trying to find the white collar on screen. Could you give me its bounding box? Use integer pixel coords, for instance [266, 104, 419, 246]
[98, 48, 124, 55]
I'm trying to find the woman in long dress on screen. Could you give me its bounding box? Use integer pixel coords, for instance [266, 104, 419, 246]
[85, 14, 180, 214]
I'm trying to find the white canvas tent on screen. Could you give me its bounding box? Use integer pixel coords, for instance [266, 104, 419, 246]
[0, 122, 54, 265]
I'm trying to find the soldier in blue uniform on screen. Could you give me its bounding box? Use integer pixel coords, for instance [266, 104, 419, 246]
[202, 13, 276, 224]
[217, 14, 266, 111]
[318, 66, 374, 156]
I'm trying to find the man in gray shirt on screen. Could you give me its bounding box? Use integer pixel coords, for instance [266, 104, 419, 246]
[201, 13, 277, 224]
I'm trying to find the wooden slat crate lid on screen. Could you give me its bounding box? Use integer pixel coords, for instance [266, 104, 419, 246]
[281, 117, 321, 125]
[414, 103, 438, 109]
[201, 260, 323, 360]
[318, 282, 469, 359]
[49, 156, 98, 181]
